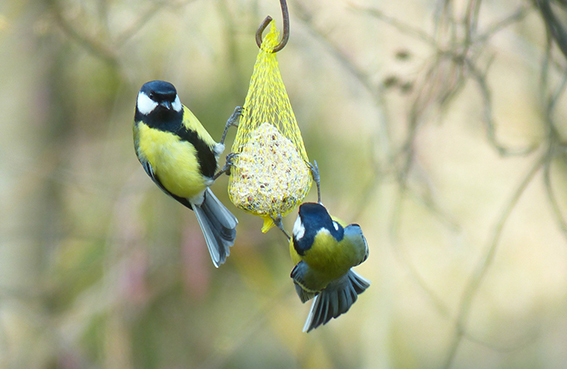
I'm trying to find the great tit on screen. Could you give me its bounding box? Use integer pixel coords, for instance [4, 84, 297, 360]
[133, 80, 238, 267]
[290, 202, 370, 332]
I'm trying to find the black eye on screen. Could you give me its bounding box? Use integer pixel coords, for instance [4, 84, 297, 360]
[148, 92, 155, 100]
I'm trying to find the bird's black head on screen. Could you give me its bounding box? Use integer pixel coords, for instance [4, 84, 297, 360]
[292, 202, 344, 256]
[135, 80, 183, 126]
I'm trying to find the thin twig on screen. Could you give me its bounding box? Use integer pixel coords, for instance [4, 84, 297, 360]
[114, 1, 166, 47]
[540, 40, 567, 243]
[48, 0, 119, 66]
[474, 4, 533, 44]
[351, 5, 437, 46]
[537, 0, 567, 60]
[465, 58, 538, 156]
[441, 152, 546, 369]
[389, 185, 453, 319]
[543, 150, 567, 241]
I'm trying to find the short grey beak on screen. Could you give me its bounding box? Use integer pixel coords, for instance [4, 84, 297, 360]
[160, 101, 172, 109]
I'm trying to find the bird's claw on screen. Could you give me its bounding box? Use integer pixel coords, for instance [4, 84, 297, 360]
[308, 161, 322, 203]
[220, 106, 243, 146]
[213, 152, 238, 180]
[271, 213, 290, 241]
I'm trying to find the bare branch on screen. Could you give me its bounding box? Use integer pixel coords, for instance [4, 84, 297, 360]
[441, 152, 545, 369]
[351, 5, 437, 46]
[48, 0, 119, 66]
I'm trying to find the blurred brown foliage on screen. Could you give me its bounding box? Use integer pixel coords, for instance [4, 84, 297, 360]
[1, 0, 567, 368]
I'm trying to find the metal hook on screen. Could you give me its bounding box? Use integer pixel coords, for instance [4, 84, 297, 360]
[255, 0, 290, 52]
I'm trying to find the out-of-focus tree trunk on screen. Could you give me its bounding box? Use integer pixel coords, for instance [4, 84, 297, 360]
[0, 2, 72, 366]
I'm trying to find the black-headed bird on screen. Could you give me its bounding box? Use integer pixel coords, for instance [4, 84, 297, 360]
[290, 202, 370, 332]
[133, 80, 238, 267]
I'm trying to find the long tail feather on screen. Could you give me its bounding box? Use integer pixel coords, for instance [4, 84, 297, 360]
[193, 188, 238, 267]
[303, 270, 370, 332]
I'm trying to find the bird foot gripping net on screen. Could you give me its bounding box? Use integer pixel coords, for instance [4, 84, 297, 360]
[228, 21, 312, 232]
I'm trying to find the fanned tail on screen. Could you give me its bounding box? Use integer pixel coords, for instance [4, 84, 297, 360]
[193, 188, 238, 267]
[303, 270, 370, 332]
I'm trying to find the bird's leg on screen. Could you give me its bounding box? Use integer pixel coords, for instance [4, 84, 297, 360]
[213, 152, 237, 180]
[213, 106, 242, 180]
[219, 106, 242, 146]
[271, 213, 291, 241]
[307, 160, 322, 204]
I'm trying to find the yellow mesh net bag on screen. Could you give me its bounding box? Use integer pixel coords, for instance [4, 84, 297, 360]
[228, 21, 312, 232]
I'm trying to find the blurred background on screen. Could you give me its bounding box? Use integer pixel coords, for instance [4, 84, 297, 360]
[2, 0, 567, 368]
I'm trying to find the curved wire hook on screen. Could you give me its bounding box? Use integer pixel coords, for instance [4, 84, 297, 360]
[255, 0, 290, 52]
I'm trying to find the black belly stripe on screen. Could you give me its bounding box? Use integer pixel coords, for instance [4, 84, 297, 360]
[175, 125, 217, 179]
[137, 107, 217, 179]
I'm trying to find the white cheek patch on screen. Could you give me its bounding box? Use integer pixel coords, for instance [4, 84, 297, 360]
[172, 95, 182, 112]
[137, 92, 158, 115]
[293, 216, 305, 240]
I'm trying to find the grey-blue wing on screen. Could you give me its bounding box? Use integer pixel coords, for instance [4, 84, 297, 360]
[291, 261, 318, 303]
[344, 224, 369, 265]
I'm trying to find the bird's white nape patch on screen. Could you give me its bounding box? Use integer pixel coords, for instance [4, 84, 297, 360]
[333, 221, 340, 232]
[293, 216, 305, 240]
[172, 95, 182, 112]
[316, 227, 331, 237]
[137, 92, 158, 115]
